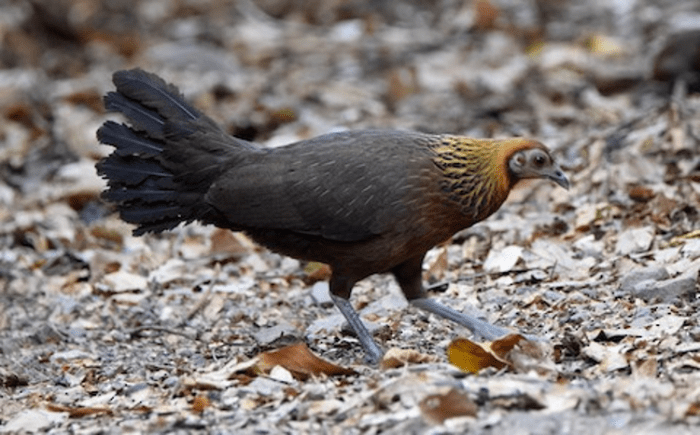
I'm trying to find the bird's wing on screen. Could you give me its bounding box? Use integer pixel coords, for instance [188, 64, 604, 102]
[206, 130, 438, 242]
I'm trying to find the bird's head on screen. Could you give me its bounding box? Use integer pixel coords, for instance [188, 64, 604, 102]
[427, 136, 569, 223]
[507, 145, 570, 190]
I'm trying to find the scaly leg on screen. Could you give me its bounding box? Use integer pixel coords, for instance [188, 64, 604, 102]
[410, 297, 510, 341]
[392, 255, 512, 341]
[329, 276, 384, 364]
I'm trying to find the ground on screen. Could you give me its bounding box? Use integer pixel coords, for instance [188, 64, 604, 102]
[1, 0, 700, 433]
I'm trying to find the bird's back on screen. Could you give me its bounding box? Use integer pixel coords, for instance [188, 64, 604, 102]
[206, 130, 491, 276]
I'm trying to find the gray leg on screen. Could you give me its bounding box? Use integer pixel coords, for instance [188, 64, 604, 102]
[410, 297, 511, 341]
[330, 294, 384, 364]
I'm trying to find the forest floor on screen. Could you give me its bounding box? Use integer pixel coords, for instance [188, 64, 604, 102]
[1, 0, 700, 433]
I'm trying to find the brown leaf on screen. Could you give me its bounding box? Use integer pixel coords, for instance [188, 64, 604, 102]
[633, 358, 658, 378]
[191, 395, 211, 413]
[380, 348, 437, 369]
[46, 403, 112, 418]
[268, 107, 298, 125]
[63, 90, 103, 112]
[90, 226, 124, 247]
[426, 246, 448, 281]
[627, 184, 655, 202]
[420, 388, 478, 424]
[304, 262, 332, 283]
[473, 0, 499, 31]
[490, 334, 528, 359]
[686, 402, 700, 417]
[650, 194, 679, 227]
[385, 67, 418, 109]
[257, 343, 355, 379]
[210, 228, 250, 256]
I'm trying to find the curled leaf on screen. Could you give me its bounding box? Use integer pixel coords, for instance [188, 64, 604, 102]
[380, 348, 437, 369]
[257, 342, 355, 379]
[447, 334, 527, 373]
[419, 388, 478, 424]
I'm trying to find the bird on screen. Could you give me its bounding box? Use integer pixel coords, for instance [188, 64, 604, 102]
[96, 69, 570, 364]
[652, 29, 700, 93]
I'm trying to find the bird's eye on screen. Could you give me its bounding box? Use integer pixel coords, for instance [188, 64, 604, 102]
[533, 154, 546, 166]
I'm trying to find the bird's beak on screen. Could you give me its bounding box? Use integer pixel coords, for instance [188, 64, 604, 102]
[547, 164, 570, 190]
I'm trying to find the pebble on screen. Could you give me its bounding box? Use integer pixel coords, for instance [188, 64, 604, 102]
[310, 281, 333, 305]
[252, 321, 299, 345]
[102, 270, 148, 292]
[630, 275, 696, 302]
[620, 267, 669, 293]
[1, 410, 66, 432]
[615, 227, 655, 256]
[50, 349, 92, 363]
[680, 239, 700, 258]
[573, 234, 605, 258]
[483, 245, 523, 273]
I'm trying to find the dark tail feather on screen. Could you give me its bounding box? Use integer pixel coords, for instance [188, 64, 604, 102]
[96, 155, 172, 186]
[111, 69, 201, 121]
[96, 69, 257, 235]
[103, 93, 167, 137]
[97, 121, 163, 156]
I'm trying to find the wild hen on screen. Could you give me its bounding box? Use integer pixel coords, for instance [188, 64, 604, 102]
[96, 69, 569, 363]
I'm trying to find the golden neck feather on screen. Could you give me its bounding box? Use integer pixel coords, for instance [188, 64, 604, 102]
[428, 136, 543, 221]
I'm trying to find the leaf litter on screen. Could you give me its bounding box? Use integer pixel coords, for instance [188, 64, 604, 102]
[1, 0, 700, 433]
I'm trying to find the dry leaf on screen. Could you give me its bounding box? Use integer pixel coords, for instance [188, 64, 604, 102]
[473, 0, 499, 31]
[447, 334, 528, 374]
[426, 246, 448, 281]
[586, 33, 624, 57]
[420, 388, 478, 424]
[304, 262, 332, 282]
[582, 342, 629, 372]
[256, 342, 355, 379]
[46, 403, 112, 418]
[448, 338, 509, 373]
[628, 184, 655, 202]
[63, 90, 103, 112]
[101, 270, 148, 292]
[632, 357, 658, 379]
[483, 245, 523, 273]
[191, 395, 211, 413]
[210, 228, 251, 256]
[669, 230, 700, 246]
[385, 67, 418, 108]
[380, 348, 437, 369]
[686, 402, 700, 417]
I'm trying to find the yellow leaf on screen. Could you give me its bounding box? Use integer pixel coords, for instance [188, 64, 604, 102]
[447, 334, 527, 373]
[447, 338, 507, 373]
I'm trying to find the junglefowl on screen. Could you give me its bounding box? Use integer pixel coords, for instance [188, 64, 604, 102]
[96, 69, 569, 364]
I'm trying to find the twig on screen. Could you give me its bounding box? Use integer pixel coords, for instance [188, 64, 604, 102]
[126, 325, 197, 341]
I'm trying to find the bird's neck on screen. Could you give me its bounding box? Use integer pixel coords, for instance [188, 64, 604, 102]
[428, 136, 515, 222]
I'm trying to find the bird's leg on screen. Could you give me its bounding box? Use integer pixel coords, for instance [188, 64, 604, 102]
[392, 256, 511, 341]
[329, 276, 384, 364]
[409, 298, 510, 341]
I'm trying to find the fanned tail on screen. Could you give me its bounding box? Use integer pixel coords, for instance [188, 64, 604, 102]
[96, 69, 258, 235]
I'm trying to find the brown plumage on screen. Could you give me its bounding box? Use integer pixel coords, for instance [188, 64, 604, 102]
[96, 69, 569, 363]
